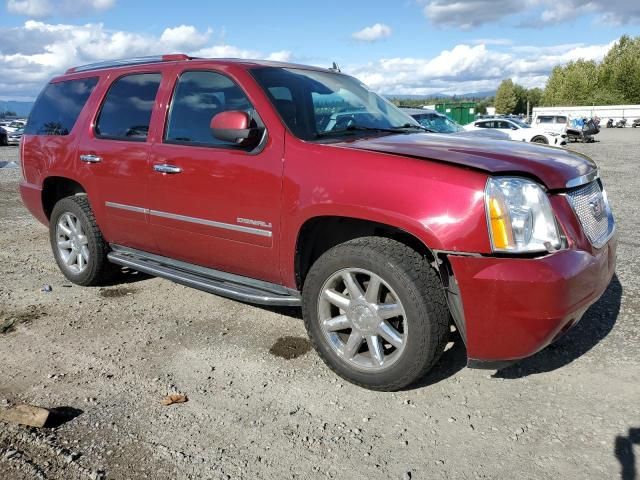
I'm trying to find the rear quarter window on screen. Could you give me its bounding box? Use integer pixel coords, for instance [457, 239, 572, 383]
[24, 77, 98, 136]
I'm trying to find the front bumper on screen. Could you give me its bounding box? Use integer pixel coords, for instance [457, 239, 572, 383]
[448, 234, 617, 365]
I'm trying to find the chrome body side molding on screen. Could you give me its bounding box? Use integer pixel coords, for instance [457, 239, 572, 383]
[105, 201, 148, 214]
[149, 209, 272, 237]
[104, 202, 272, 237]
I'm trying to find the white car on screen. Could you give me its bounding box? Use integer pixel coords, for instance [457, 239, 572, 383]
[1, 120, 26, 133]
[465, 118, 567, 147]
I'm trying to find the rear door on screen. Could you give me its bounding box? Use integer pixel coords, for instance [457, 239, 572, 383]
[147, 67, 284, 283]
[77, 70, 162, 252]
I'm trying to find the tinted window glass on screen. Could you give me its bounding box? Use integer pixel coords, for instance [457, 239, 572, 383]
[557, 116, 567, 123]
[95, 73, 161, 140]
[25, 77, 98, 135]
[537, 116, 553, 124]
[251, 67, 418, 141]
[165, 71, 254, 147]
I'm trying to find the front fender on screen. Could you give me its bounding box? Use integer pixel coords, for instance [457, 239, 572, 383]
[279, 136, 491, 287]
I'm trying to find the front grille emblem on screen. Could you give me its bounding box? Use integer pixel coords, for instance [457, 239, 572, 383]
[589, 195, 604, 219]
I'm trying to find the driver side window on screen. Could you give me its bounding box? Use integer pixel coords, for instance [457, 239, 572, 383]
[165, 71, 255, 147]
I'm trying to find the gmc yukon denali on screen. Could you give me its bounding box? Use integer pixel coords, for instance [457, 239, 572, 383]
[20, 55, 617, 391]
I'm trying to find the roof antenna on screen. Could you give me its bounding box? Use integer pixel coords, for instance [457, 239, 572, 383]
[330, 62, 341, 73]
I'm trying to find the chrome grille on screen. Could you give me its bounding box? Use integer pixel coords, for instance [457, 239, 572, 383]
[566, 181, 614, 248]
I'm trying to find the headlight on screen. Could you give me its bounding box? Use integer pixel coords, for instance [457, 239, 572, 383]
[485, 177, 561, 253]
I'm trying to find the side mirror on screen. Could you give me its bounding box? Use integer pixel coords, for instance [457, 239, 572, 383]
[511, 126, 518, 130]
[210, 111, 263, 148]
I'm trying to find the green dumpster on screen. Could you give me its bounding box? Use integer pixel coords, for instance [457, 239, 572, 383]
[435, 102, 477, 125]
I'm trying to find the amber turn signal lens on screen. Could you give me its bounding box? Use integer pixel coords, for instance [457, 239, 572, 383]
[488, 197, 513, 250]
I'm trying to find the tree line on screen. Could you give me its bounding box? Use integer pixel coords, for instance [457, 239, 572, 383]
[495, 35, 640, 113]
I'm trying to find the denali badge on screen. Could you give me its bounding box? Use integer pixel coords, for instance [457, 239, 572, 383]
[237, 217, 273, 229]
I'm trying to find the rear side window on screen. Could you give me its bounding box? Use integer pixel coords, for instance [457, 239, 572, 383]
[537, 116, 553, 124]
[24, 77, 98, 136]
[165, 71, 254, 147]
[95, 73, 161, 141]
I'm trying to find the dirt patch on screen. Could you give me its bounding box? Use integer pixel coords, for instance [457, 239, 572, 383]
[98, 286, 138, 298]
[269, 336, 312, 359]
[0, 306, 46, 334]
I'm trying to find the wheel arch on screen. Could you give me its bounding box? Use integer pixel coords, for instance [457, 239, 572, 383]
[531, 135, 549, 144]
[42, 176, 87, 220]
[293, 215, 439, 291]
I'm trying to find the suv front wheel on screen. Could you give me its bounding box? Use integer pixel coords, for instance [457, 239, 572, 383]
[49, 195, 115, 286]
[302, 237, 449, 391]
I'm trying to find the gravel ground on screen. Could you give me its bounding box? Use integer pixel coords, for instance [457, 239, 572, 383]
[0, 129, 638, 480]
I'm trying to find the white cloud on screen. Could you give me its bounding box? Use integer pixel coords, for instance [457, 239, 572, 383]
[266, 50, 292, 62]
[352, 23, 392, 42]
[0, 21, 293, 99]
[7, 0, 116, 17]
[159, 25, 212, 51]
[422, 0, 530, 29]
[347, 40, 615, 95]
[420, 0, 640, 28]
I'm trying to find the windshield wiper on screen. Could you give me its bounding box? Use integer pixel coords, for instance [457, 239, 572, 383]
[316, 123, 430, 138]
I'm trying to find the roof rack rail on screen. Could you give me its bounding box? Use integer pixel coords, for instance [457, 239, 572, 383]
[66, 54, 192, 74]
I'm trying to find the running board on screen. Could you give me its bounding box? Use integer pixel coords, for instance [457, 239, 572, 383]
[107, 245, 301, 307]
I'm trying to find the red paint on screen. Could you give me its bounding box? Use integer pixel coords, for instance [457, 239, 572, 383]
[210, 110, 250, 131]
[450, 234, 617, 361]
[19, 58, 616, 365]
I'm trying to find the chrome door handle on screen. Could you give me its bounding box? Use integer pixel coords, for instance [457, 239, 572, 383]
[80, 154, 102, 163]
[153, 164, 182, 174]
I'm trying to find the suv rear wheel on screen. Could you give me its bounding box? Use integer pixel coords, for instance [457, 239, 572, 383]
[302, 237, 449, 391]
[49, 195, 115, 286]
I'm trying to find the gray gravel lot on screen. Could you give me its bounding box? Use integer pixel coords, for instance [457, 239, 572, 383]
[0, 129, 638, 480]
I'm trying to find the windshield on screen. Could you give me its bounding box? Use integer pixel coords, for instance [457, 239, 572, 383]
[251, 67, 420, 140]
[413, 113, 463, 133]
[510, 118, 531, 128]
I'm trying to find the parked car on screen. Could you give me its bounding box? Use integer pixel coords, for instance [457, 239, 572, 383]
[465, 118, 567, 146]
[533, 114, 568, 135]
[20, 55, 616, 391]
[7, 127, 24, 145]
[400, 108, 511, 140]
[633, 118, 640, 128]
[0, 127, 7, 146]
[2, 120, 26, 133]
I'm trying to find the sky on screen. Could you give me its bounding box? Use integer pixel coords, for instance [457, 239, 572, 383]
[1, 0, 639, 101]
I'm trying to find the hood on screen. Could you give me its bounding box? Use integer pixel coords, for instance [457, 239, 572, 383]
[331, 133, 595, 190]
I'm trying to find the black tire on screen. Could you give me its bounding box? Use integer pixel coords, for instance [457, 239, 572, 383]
[49, 195, 116, 286]
[302, 237, 449, 391]
[531, 136, 548, 144]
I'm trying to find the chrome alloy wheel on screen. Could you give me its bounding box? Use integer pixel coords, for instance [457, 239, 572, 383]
[318, 268, 407, 371]
[56, 212, 90, 274]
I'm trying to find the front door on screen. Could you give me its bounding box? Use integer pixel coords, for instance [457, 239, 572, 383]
[147, 68, 284, 284]
[77, 71, 162, 252]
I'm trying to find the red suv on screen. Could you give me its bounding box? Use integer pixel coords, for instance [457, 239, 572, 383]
[20, 55, 616, 390]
